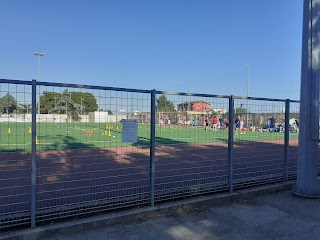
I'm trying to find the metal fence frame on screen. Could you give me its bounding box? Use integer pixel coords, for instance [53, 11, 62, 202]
[0, 78, 317, 230]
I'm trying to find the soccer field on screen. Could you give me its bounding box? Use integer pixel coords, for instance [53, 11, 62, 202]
[0, 122, 298, 152]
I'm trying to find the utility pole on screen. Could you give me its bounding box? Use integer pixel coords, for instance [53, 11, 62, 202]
[294, 0, 320, 198]
[33, 52, 45, 117]
[246, 64, 249, 99]
[246, 64, 250, 127]
[81, 98, 84, 115]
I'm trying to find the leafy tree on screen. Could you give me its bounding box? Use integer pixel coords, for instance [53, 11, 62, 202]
[19, 103, 32, 114]
[156, 95, 175, 112]
[99, 109, 113, 115]
[235, 108, 247, 114]
[0, 93, 19, 114]
[70, 92, 98, 114]
[39, 92, 61, 114]
[49, 90, 81, 121]
[40, 91, 98, 114]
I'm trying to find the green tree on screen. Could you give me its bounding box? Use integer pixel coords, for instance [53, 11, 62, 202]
[156, 95, 175, 112]
[40, 91, 98, 114]
[235, 108, 247, 114]
[106, 109, 113, 115]
[19, 103, 32, 114]
[0, 93, 19, 114]
[99, 109, 113, 115]
[70, 92, 98, 114]
[40, 92, 62, 114]
[49, 90, 82, 121]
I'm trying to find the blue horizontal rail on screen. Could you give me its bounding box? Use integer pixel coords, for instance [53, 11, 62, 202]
[0, 79, 33, 85]
[36, 81, 152, 93]
[156, 91, 230, 98]
[234, 96, 287, 102]
[0, 79, 301, 102]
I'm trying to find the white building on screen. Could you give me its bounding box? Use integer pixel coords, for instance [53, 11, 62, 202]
[89, 111, 109, 123]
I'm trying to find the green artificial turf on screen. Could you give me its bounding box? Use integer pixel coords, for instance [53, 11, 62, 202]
[0, 122, 298, 152]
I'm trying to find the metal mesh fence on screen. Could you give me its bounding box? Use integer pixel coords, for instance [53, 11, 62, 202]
[288, 101, 300, 179]
[0, 81, 32, 228]
[233, 98, 286, 188]
[1, 79, 318, 230]
[35, 84, 151, 224]
[154, 93, 230, 202]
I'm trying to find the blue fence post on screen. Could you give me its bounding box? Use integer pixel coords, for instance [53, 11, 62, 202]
[228, 95, 234, 192]
[150, 89, 156, 206]
[31, 79, 37, 228]
[284, 99, 290, 181]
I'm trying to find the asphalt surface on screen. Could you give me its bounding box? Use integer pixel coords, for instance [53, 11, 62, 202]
[45, 190, 320, 240]
[0, 141, 290, 215]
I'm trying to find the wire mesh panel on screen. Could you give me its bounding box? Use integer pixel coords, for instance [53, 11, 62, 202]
[288, 101, 300, 179]
[233, 98, 286, 189]
[35, 84, 151, 224]
[1, 79, 309, 230]
[0, 81, 32, 229]
[154, 93, 229, 202]
[319, 107, 320, 177]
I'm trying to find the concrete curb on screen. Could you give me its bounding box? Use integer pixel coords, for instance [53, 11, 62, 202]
[0, 181, 294, 240]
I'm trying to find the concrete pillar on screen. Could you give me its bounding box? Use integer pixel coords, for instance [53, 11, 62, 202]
[294, 0, 320, 198]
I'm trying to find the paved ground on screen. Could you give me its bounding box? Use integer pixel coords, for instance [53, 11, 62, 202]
[46, 190, 320, 240]
[0, 141, 300, 217]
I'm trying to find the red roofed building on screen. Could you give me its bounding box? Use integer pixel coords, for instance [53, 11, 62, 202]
[177, 100, 210, 112]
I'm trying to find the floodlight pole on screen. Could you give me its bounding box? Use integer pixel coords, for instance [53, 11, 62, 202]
[294, 0, 320, 198]
[33, 52, 45, 116]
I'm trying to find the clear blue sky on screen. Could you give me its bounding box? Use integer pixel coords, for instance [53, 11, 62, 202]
[0, 0, 303, 100]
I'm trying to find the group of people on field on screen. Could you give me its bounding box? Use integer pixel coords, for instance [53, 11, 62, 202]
[204, 115, 250, 132]
[159, 115, 299, 133]
[204, 116, 229, 131]
[159, 118, 197, 128]
[264, 117, 299, 133]
[159, 118, 171, 127]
